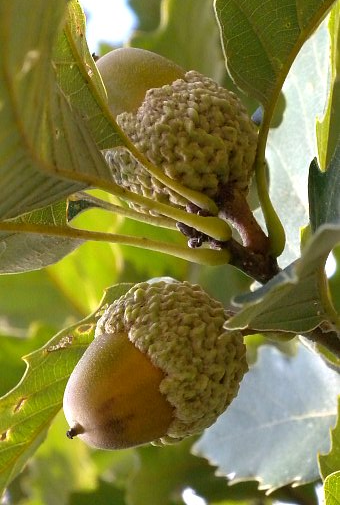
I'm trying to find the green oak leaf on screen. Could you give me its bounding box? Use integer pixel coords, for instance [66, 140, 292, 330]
[214, 0, 335, 107]
[0, 283, 132, 495]
[324, 472, 340, 505]
[225, 225, 340, 334]
[53, 0, 124, 151]
[0, 0, 121, 222]
[193, 345, 340, 493]
[309, 142, 340, 231]
[0, 202, 83, 273]
[316, 2, 340, 170]
[319, 398, 340, 480]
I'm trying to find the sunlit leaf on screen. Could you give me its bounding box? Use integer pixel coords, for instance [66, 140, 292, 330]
[54, 0, 124, 151]
[0, 0, 116, 221]
[324, 472, 340, 505]
[194, 345, 340, 493]
[319, 398, 340, 480]
[0, 283, 132, 494]
[316, 2, 340, 169]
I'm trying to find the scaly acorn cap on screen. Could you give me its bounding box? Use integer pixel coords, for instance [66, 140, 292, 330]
[100, 49, 258, 212]
[64, 279, 248, 449]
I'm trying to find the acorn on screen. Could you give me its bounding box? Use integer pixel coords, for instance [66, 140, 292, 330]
[63, 279, 248, 449]
[98, 48, 258, 212]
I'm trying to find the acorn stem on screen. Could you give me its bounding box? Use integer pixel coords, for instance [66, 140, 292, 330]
[214, 183, 281, 282]
[218, 185, 270, 255]
[227, 238, 280, 284]
[66, 423, 84, 439]
[69, 192, 177, 230]
[53, 165, 231, 242]
[0, 220, 230, 266]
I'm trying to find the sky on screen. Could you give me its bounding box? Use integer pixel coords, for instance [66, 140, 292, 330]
[80, 0, 137, 53]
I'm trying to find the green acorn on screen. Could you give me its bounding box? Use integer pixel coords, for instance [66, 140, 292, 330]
[97, 48, 258, 213]
[63, 279, 248, 449]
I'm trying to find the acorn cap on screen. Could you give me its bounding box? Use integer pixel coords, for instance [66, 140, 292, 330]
[105, 71, 258, 211]
[95, 279, 248, 444]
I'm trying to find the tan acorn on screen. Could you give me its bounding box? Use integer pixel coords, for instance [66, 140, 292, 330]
[63, 279, 248, 449]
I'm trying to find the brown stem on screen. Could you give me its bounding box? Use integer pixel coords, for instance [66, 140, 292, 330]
[301, 325, 340, 359]
[181, 188, 339, 356]
[218, 185, 270, 254]
[226, 238, 280, 283]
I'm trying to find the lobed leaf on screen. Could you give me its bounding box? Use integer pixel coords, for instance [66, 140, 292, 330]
[0, 283, 132, 495]
[319, 398, 340, 480]
[193, 345, 340, 493]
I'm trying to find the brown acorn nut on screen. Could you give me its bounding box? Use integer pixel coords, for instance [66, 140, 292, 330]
[63, 331, 173, 449]
[63, 279, 248, 449]
[98, 48, 258, 212]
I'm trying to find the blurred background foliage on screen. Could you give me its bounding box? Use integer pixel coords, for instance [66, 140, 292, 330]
[0, 0, 339, 504]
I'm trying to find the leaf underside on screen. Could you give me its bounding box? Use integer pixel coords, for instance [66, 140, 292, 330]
[193, 345, 340, 493]
[0, 0, 123, 222]
[226, 226, 340, 333]
[214, 0, 334, 106]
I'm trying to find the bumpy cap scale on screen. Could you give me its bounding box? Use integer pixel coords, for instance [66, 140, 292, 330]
[105, 67, 258, 211]
[64, 279, 248, 449]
